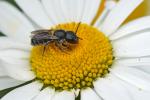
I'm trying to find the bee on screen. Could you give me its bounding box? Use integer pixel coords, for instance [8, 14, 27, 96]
[31, 22, 81, 55]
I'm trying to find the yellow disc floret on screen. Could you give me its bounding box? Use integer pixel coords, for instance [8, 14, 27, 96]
[30, 22, 114, 90]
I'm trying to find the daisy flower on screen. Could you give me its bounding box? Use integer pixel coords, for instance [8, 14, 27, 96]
[0, 0, 150, 100]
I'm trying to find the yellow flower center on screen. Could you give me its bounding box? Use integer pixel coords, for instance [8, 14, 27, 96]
[30, 22, 114, 90]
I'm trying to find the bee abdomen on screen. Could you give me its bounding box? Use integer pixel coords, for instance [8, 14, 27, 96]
[31, 39, 50, 46]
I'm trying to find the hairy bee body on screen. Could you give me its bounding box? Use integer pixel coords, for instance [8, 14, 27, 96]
[31, 31, 54, 46]
[31, 22, 81, 54]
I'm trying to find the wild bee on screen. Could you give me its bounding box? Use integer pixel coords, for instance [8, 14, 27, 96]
[31, 22, 81, 55]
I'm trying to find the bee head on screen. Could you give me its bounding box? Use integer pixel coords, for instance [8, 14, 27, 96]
[65, 31, 79, 44]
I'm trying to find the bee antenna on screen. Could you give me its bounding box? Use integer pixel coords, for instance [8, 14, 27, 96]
[75, 22, 81, 34]
[42, 46, 46, 57]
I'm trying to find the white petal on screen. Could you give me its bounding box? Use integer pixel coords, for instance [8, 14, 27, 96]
[0, 37, 31, 51]
[33, 87, 54, 100]
[52, 91, 75, 100]
[67, 0, 84, 22]
[0, 45, 34, 81]
[81, 0, 102, 24]
[42, 0, 93, 24]
[81, 88, 102, 100]
[100, 0, 143, 36]
[113, 31, 150, 58]
[42, 0, 68, 24]
[0, 76, 23, 90]
[1, 58, 35, 81]
[0, 49, 29, 60]
[0, 66, 7, 76]
[94, 0, 116, 27]
[135, 66, 150, 74]
[116, 57, 150, 67]
[15, 0, 53, 28]
[116, 57, 150, 74]
[0, 1, 34, 43]
[59, 0, 85, 23]
[110, 16, 150, 40]
[0, 49, 30, 67]
[1, 81, 43, 100]
[116, 76, 150, 100]
[111, 66, 150, 91]
[94, 75, 131, 100]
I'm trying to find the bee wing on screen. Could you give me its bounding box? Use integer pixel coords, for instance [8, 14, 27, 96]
[32, 32, 59, 40]
[30, 29, 55, 38]
[31, 29, 50, 34]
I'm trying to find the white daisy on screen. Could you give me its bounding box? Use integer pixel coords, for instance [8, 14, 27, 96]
[0, 0, 150, 100]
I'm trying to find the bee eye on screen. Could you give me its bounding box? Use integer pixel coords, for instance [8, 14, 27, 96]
[66, 31, 78, 43]
[54, 30, 66, 39]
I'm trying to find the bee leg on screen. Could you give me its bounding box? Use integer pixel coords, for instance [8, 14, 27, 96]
[42, 45, 46, 56]
[57, 40, 67, 49]
[58, 39, 70, 50]
[55, 42, 65, 51]
[42, 42, 50, 56]
[55, 42, 70, 54]
[62, 43, 71, 50]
